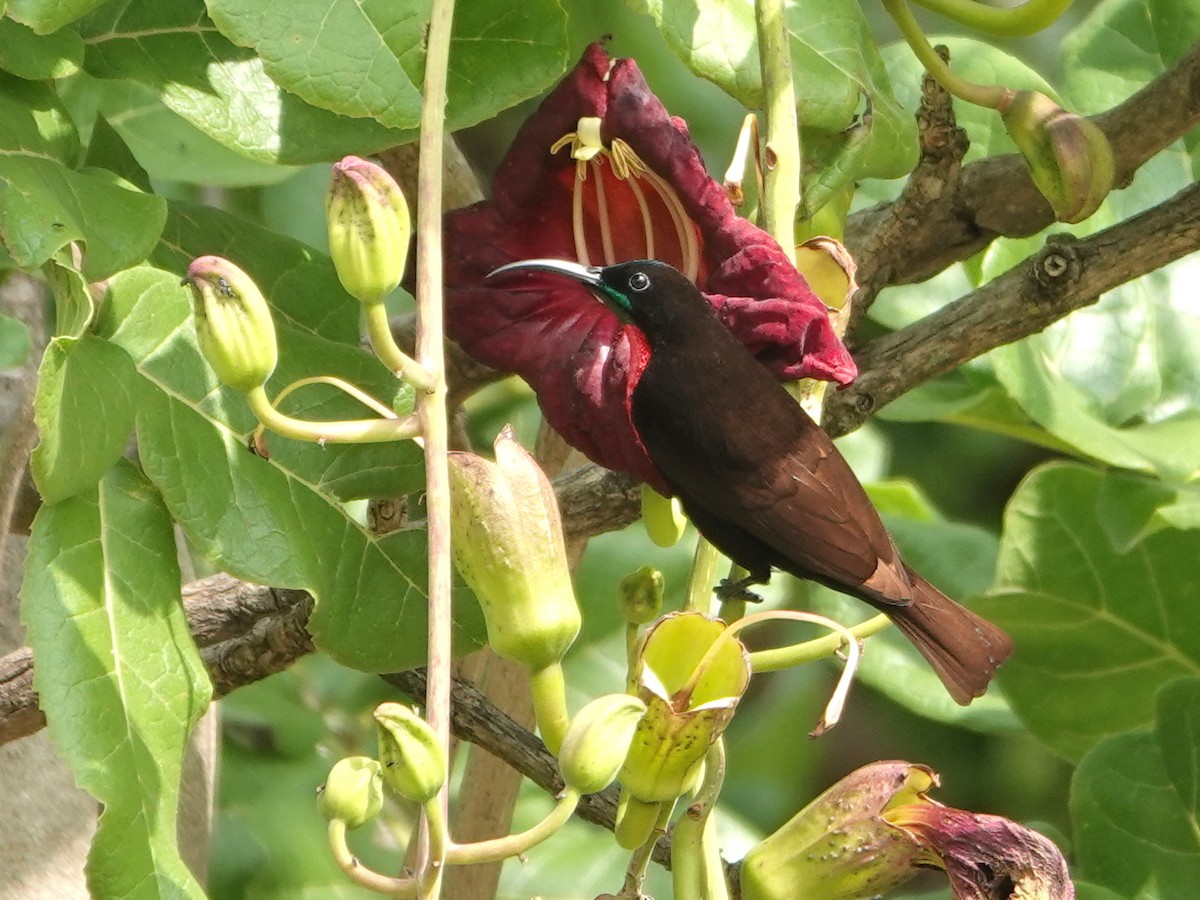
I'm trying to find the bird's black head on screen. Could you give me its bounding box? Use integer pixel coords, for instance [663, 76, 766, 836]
[487, 258, 709, 342]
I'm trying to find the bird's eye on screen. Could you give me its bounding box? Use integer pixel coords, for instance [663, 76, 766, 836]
[629, 272, 651, 292]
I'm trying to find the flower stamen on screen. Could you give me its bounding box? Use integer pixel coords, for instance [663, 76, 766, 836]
[590, 159, 617, 265]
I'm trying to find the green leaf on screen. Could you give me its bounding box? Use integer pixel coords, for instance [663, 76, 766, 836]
[21, 459, 210, 899]
[77, 0, 406, 164]
[83, 113, 152, 192]
[0, 73, 165, 280]
[0, 16, 82, 78]
[32, 334, 137, 504]
[93, 80, 301, 188]
[98, 265, 483, 670]
[976, 463, 1200, 760]
[1063, 0, 1195, 116]
[6, 0, 107, 33]
[629, 0, 917, 203]
[1070, 680, 1200, 900]
[207, 0, 567, 132]
[1155, 677, 1200, 827]
[0, 312, 30, 367]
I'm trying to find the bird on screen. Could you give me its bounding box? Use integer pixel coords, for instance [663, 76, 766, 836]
[487, 257, 1013, 704]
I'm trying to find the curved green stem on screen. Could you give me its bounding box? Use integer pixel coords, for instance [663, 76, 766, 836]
[443, 789, 581, 864]
[620, 799, 676, 897]
[327, 819, 419, 897]
[673, 742, 730, 898]
[755, 0, 800, 262]
[883, 0, 1011, 109]
[529, 663, 570, 756]
[419, 797, 448, 900]
[685, 538, 720, 613]
[268, 375, 400, 420]
[909, 0, 1074, 37]
[748, 612, 889, 672]
[246, 385, 420, 444]
[364, 301, 436, 392]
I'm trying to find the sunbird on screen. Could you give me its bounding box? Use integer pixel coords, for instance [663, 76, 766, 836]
[489, 258, 1013, 704]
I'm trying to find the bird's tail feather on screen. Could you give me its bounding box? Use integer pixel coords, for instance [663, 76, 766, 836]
[887, 567, 1014, 705]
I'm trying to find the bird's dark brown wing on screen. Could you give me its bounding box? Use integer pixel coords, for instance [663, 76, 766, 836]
[631, 346, 912, 605]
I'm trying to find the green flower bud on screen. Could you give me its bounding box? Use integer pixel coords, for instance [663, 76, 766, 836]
[619, 613, 750, 803]
[740, 762, 932, 900]
[373, 702, 446, 803]
[319, 756, 383, 829]
[641, 486, 687, 547]
[618, 565, 664, 626]
[185, 256, 278, 392]
[448, 426, 580, 670]
[326, 155, 412, 304]
[1000, 90, 1114, 224]
[558, 693, 647, 795]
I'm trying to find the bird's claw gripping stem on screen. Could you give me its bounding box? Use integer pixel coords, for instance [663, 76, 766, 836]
[716, 576, 764, 605]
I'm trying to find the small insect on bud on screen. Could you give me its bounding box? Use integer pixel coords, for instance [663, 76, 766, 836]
[373, 703, 446, 804]
[318, 756, 384, 829]
[558, 693, 647, 795]
[185, 256, 278, 393]
[326, 156, 412, 304]
[1000, 90, 1114, 224]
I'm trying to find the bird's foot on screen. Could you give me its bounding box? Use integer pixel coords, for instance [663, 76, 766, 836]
[715, 576, 764, 605]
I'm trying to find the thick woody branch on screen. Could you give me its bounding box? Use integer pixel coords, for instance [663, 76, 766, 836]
[0, 465, 641, 748]
[845, 42, 1200, 291]
[826, 181, 1200, 437]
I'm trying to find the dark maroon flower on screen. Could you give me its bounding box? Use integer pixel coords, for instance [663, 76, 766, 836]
[445, 42, 856, 491]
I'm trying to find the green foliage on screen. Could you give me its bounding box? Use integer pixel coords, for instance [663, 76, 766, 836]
[1, 0, 1198, 896]
[21, 460, 211, 899]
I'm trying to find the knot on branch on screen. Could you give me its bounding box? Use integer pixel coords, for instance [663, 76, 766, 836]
[1031, 237, 1082, 296]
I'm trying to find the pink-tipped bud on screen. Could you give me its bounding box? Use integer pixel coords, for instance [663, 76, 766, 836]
[326, 156, 411, 304]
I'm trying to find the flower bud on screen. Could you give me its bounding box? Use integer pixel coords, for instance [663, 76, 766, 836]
[619, 613, 750, 804]
[1000, 90, 1114, 224]
[186, 256, 278, 392]
[326, 155, 412, 303]
[558, 693, 647, 795]
[740, 762, 932, 900]
[448, 426, 580, 670]
[319, 756, 383, 829]
[641, 486, 687, 548]
[618, 566, 664, 626]
[373, 702, 446, 804]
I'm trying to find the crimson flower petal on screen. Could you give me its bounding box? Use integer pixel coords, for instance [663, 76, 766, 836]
[445, 42, 856, 489]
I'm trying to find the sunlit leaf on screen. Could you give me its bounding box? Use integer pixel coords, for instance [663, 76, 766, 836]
[21, 460, 210, 899]
[977, 463, 1200, 760]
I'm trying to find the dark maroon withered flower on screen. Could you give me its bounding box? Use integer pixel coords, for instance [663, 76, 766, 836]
[445, 42, 856, 491]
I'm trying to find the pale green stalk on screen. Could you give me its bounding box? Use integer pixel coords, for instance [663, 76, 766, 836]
[364, 300, 436, 392]
[528, 663, 570, 756]
[685, 538, 720, 613]
[442, 789, 581, 864]
[414, 0, 456, 894]
[909, 0, 1074, 37]
[327, 819, 419, 897]
[755, 0, 800, 262]
[245, 385, 419, 443]
[883, 0, 1010, 109]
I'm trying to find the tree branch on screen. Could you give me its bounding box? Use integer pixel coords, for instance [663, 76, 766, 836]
[825, 180, 1200, 437]
[845, 42, 1200, 290]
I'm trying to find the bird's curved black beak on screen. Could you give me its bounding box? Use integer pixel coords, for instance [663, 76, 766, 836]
[486, 258, 603, 287]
